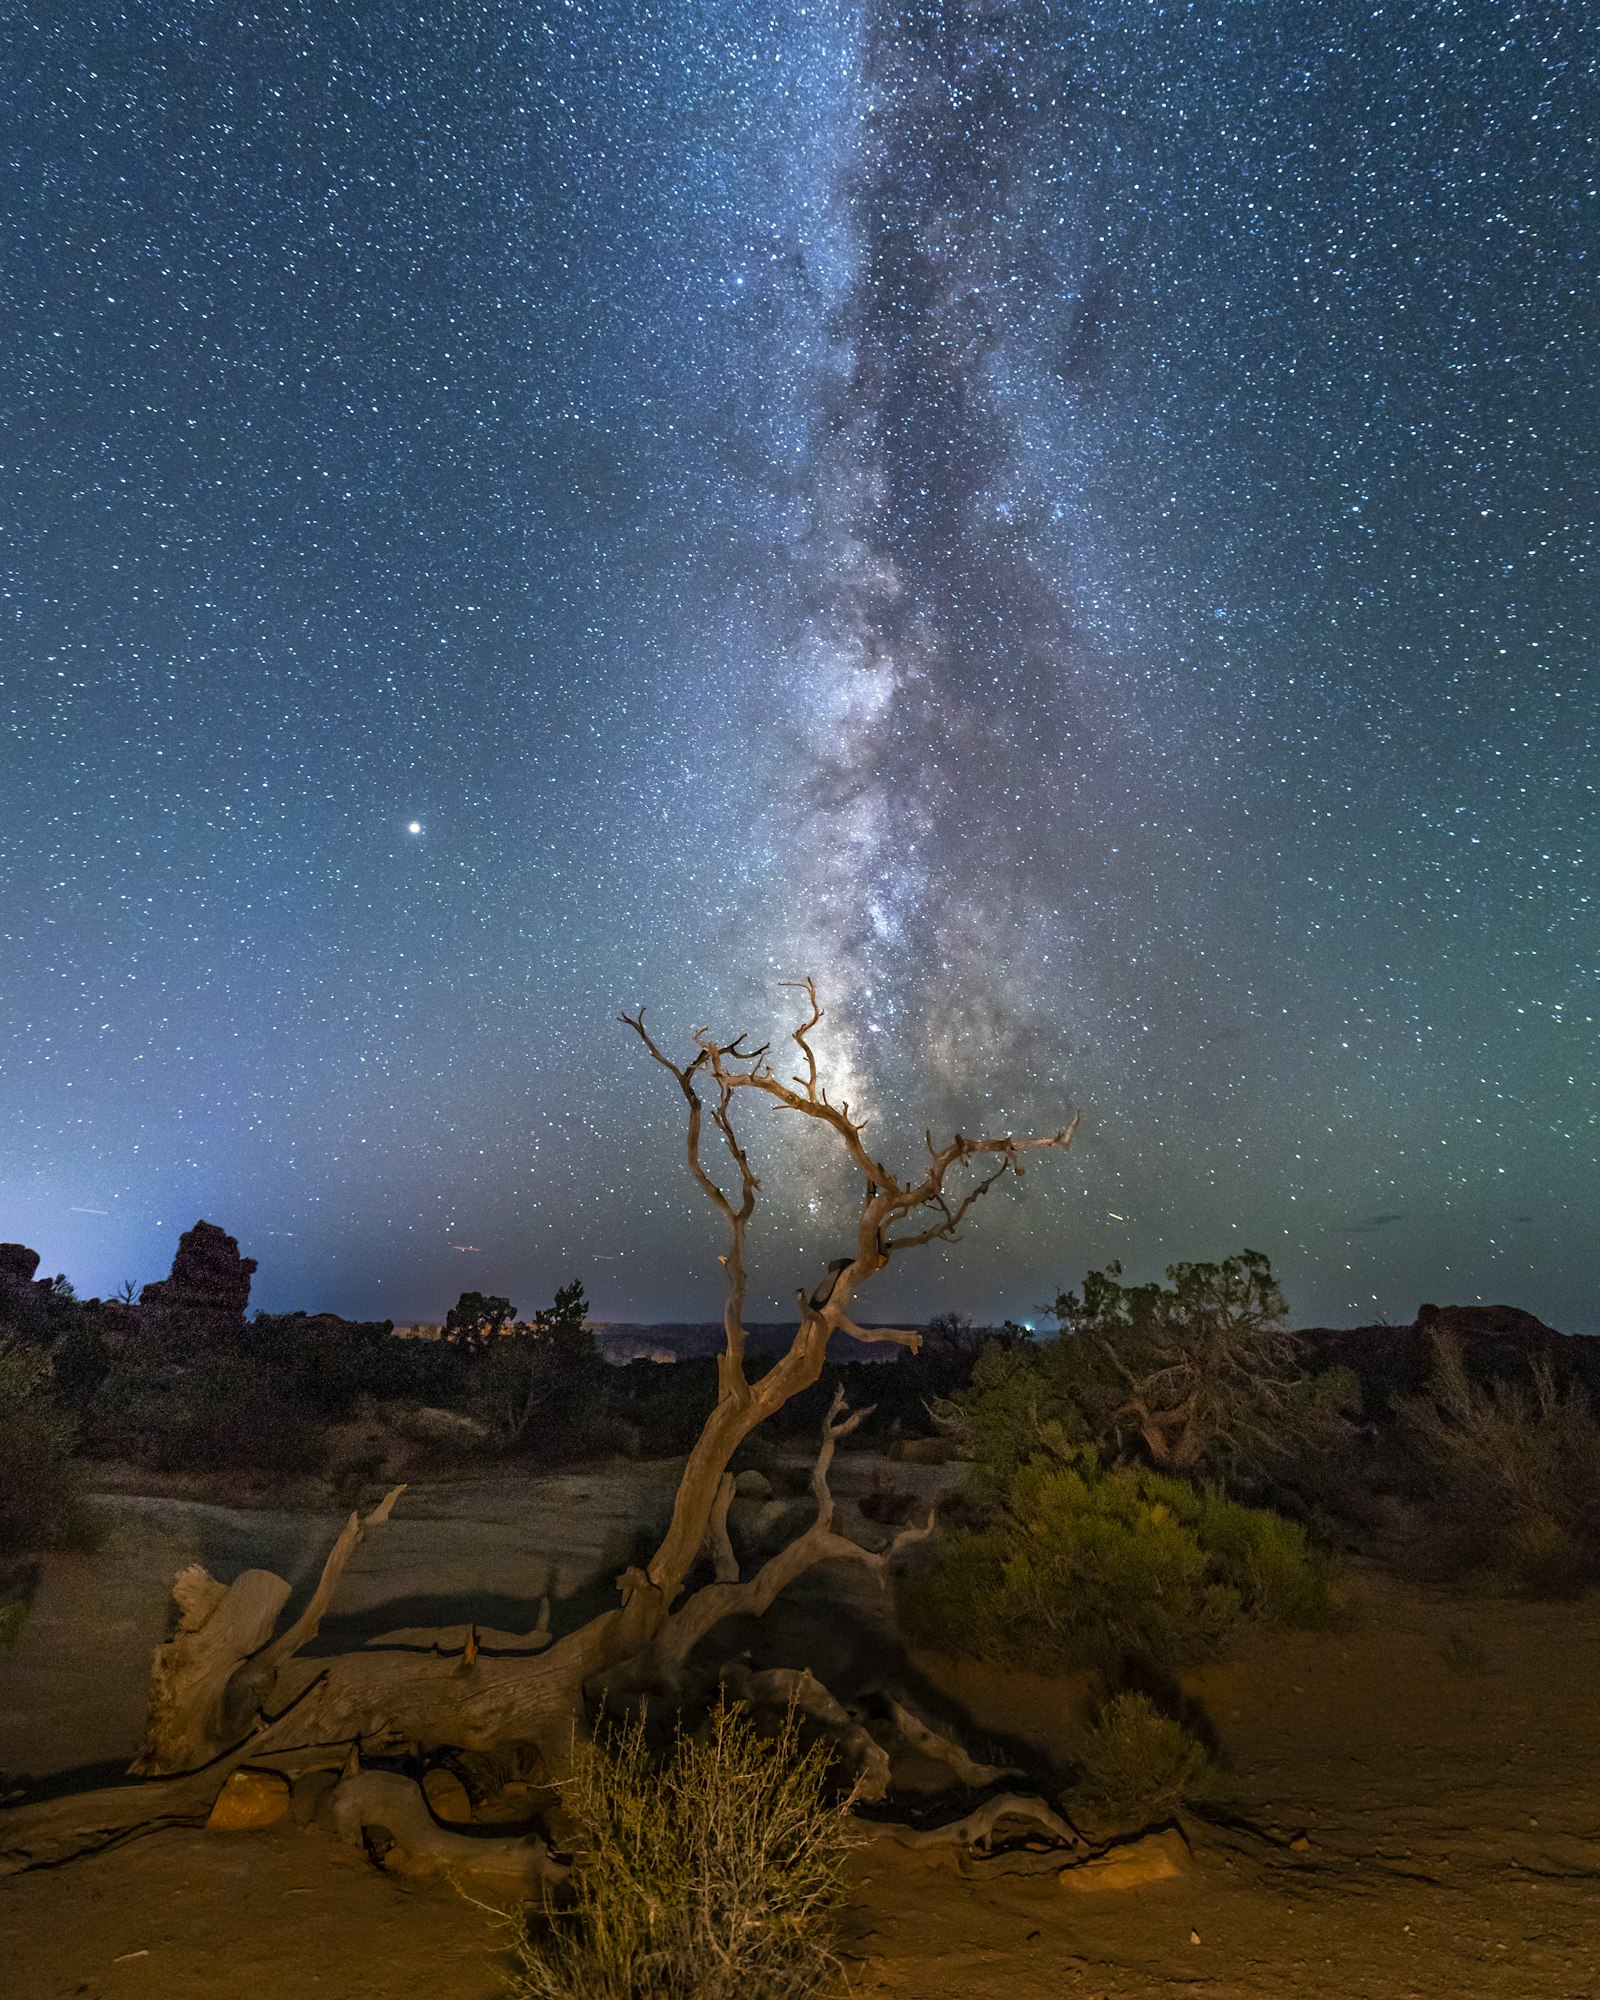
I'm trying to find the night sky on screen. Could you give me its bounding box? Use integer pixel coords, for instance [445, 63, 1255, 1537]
[4, 1, 1594, 1332]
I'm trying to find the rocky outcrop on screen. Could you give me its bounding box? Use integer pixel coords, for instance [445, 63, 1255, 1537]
[0, 1244, 45, 1297]
[139, 1220, 257, 1344]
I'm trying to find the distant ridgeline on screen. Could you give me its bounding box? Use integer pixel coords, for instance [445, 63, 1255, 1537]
[1298, 1302, 1600, 1411]
[391, 1320, 900, 1366]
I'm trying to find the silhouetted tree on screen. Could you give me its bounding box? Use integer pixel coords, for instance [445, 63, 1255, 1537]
[445, 1290, 516, 1352]
[475, 1281, 601, 1450]
[1050, 1252, 1353, 1477]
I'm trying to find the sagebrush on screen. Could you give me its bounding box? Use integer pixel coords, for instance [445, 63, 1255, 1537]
[509, 1701, 856, 2000]
[0, 1338, 96, 1557]
[1073, 1692, 1221, 1821]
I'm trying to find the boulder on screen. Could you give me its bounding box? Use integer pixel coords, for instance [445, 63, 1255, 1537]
[422, 1766, 473, 1824]
[206, 1766, 290, 1833]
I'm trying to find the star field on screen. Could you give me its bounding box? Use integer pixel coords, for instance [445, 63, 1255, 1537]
[2, 0, 1594, 1330]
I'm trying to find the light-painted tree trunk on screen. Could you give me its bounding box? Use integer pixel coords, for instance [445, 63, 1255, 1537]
[8, 983, 1078, 1873]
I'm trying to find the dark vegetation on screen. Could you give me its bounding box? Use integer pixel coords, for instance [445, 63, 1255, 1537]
[4, 1227, 1598, 1640]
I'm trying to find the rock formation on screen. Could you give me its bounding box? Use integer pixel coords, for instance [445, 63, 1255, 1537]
[139, 1220, 257, 1343]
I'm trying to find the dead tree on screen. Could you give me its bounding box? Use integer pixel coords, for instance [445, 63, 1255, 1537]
[1, 983, 1077, 1873]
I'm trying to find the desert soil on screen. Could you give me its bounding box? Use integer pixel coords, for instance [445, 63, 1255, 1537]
[2, 1463, 1597, 2000]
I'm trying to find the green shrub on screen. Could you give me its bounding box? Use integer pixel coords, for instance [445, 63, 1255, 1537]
[1073, 1693, 1221, 1821]
[941, 1254, 1355, 1492]
[0, 1339, 96, 1556]
[509, 1702, 855, 2000]
[930, 1331, 1089, 1487]
[900, 1452, 1335, 1671]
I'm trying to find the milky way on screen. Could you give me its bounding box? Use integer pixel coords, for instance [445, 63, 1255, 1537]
[778, 2, 1093, 1114]
[2, 1, 1594, 1330]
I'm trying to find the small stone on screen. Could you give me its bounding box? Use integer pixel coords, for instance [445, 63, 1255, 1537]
[1290, 1834, 1312, 1852]
[1189, 1930, 1201, 1944]
[733, 1468, 774, 1501]
[1060, 1827, 1191, 1893]
[423, 1766, 474, 1824]
[207, 1767, 290, 1832]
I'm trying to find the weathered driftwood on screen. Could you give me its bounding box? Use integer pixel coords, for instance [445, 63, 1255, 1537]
[0, 1762, 244, 1875]
[133, 1484, 405, 1775]
[330, 1768, 565, 1896]
[633, 1388, 936, 1688]
[720, 1662, 893, 1802]
[364, 1606, 552, 1656]
[5, 986, 1077, 1868]
[879, 1698, 1021, 1789]
[0, 1742, 348, 1875]
[871, 1791, 1085, 1859]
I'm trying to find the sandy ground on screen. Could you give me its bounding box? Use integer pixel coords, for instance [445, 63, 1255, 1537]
[2, 1465, 1598, 1999]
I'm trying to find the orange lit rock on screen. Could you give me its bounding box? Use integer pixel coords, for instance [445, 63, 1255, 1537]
[422, 1766, 473, 1824]
[1060, 1827, 1191, 1892]
[206, 1767, 290, 1832]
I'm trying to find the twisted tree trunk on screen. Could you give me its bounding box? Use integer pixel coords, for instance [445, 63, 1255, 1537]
[2, 983, 1078, 1873]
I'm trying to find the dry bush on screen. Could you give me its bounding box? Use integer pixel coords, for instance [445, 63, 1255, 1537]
[1397, 1332, 1600, 1593]
[509, 1701, 856, 2000]
[1073, 1692, 1222, 1822]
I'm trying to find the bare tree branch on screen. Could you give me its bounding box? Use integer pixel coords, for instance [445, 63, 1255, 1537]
[704, 1471, 739, 1585]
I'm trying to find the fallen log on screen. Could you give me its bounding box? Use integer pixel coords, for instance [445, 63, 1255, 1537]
[878, 1697, 1021, 1789]
[868, 1791, 1086, 1864]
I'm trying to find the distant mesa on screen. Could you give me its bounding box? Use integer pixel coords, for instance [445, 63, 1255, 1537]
[1301, 1300, 1598, 1408]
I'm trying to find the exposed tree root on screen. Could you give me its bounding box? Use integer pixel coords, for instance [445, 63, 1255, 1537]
[330, 1768, 566, 1895]
[870, 1790, 1086, 1861]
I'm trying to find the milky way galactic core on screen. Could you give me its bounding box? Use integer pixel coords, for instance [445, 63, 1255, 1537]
[3, 1, 1594, 1328]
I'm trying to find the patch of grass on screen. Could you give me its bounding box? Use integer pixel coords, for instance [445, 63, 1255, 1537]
[508, 1702, 856, 2000]
[1073, 1692, 1222, 1823]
